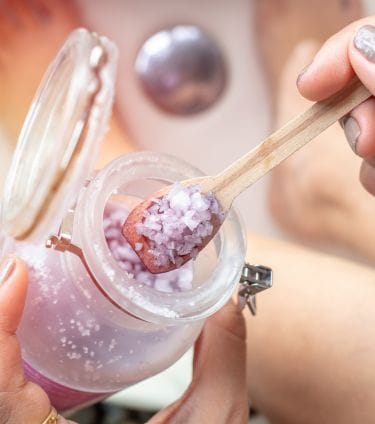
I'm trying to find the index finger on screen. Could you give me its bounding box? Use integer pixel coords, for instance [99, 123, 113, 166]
[297, 16, 375, 101]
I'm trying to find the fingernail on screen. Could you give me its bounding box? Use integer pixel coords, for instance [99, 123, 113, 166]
[0, 256, 16, 286]
[341, 115, 360, 153]
[296, 62, 312, 85]
[353, 25, 375, 63]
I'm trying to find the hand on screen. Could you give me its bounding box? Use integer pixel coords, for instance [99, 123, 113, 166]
[296, 16, 375, 196]
[0, 256, 76, 424]
[0, 255, 248, 423]
[148, 301, 249, 424]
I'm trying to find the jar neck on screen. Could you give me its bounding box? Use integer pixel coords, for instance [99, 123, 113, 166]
[74, 152, 246, 325]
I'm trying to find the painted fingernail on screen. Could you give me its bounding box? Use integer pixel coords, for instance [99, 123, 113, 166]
[341, 116, 360, 153]
[353, 25, 375, 62]
[0, 256, 16, 286]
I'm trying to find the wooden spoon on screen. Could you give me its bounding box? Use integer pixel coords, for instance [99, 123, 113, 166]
[123, 78, 371, 273]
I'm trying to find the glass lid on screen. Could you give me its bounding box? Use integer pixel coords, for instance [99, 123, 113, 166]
[1, 28, 117, 242]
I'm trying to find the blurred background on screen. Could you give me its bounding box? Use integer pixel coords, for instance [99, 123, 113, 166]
[0, 0, 374, 423]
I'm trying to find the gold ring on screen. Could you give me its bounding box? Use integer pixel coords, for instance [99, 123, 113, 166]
[41, 407, 59, 424]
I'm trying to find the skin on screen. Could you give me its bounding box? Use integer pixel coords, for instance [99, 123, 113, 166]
[269, 15, 375, 264]
[254, 0, 362, 94]
[5, 236, 375, 424]
[2, 1, 375, 423]
[0, 258, 75, 424]
[268, 39, 375, 262]
[245, 234, 375, 424]
[0, 1, 134, 422]
[148, 301, 248, 424]
[246, 15, 375, 423]
[297, 15, 375, 195]
[0, 258, 248, 424]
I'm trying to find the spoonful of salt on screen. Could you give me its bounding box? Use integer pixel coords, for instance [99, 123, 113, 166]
[123, 79, 370, 273]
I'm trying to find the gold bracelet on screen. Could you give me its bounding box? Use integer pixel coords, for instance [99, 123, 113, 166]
[41, 407, 59, 424]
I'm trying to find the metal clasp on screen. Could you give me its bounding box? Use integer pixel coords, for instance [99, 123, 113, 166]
[46, 209, 77, 253]
[45, 208, 146, 320]
[45, 176, 95, 255]
[238, 264, 273, 316]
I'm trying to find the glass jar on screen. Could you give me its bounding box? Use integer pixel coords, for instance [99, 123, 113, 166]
[0, 29, 246, 413]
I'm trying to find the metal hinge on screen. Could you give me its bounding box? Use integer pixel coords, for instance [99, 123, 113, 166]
[238, 264, 273, 316]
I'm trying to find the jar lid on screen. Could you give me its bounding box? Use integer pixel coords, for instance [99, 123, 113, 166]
[1, 29, 117, 242]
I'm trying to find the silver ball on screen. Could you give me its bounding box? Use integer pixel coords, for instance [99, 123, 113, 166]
[135, 25, 227, 116]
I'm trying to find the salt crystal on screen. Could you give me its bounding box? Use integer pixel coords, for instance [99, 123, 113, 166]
[154, 277, 173, 293]
[104, 203, 194, 292]
[169, 189, 191, 211]
[135, 183, 224, 268]
[116, 245, 139, 263]
[136, 271, 151, 284]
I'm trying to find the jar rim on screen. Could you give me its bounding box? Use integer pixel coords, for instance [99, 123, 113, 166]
[77, 151, 246, 324]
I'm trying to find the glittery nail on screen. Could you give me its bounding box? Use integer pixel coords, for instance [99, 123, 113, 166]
[353, 25, 375, 63]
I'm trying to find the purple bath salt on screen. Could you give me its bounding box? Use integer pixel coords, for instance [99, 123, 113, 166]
[103, 204, 193, 292]
[136, 183, 225, 268]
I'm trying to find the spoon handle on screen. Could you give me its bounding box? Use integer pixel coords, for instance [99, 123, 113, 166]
[213, 78, 371, 207]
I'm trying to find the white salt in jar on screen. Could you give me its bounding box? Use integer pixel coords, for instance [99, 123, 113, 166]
[0, 29, 245, 413]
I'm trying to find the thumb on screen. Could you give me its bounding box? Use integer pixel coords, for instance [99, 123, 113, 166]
[276, 40, 320, 127]
[0, 256, 62, 424]
[0, 256, 28, 334]
[0, 256, 29, 390]
[191, 300, 247, 399]
[148, 301, 249, 424]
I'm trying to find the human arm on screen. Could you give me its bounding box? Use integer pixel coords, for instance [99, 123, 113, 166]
[245, 233, 375, 424]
